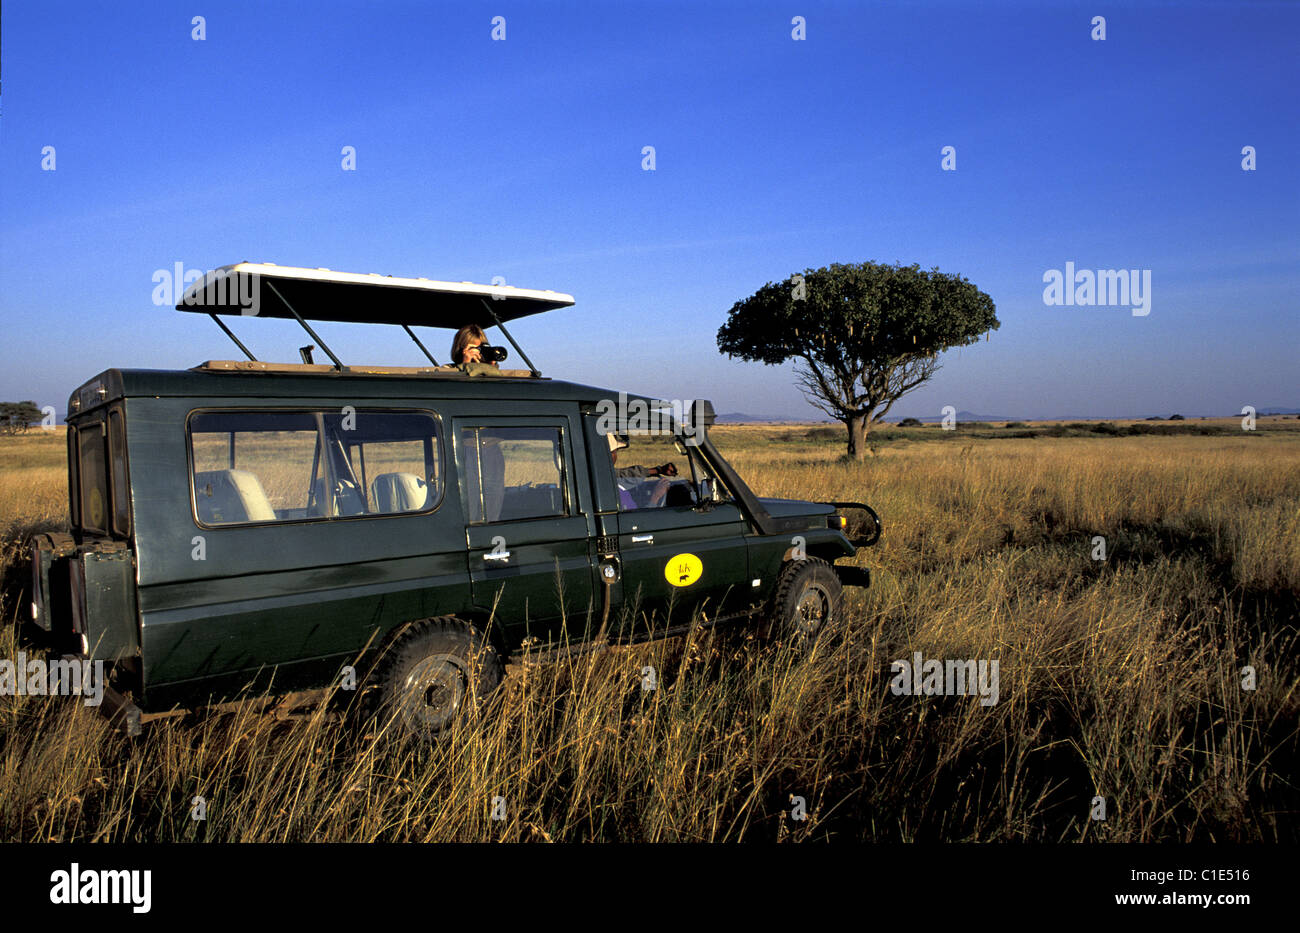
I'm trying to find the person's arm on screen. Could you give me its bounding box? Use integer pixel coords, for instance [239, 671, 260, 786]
[616, 463, 678, 479]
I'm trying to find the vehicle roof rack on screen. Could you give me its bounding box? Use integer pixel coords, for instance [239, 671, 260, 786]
[191, 360, 536, 378]
[175, 262, 574, 378]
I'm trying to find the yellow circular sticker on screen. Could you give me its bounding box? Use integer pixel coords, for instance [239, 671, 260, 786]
[665, 553, 703, 588]
[87, 488, 105, 529]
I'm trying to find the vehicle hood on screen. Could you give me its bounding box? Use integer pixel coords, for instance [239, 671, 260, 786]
[756, 497, 835, 518]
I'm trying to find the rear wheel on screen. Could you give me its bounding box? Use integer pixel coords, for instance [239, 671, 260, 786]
[766, 559, 844, 648]
[357, 617, 503, 739]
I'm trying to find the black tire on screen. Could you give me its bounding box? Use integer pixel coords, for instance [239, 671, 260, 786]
[356, 617, 503, 739]
[766, 559, 844, 648]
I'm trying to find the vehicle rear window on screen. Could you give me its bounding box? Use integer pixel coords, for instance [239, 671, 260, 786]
[77, 422, 109, 533]
[67, 425, 81, 527]
[109, 408, 131, 534]
[189, 409, 443, 526]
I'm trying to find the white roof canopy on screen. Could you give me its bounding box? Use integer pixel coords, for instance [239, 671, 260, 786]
[175, 262, 575, 327]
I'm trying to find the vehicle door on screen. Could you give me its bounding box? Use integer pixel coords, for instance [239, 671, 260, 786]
[457, 419, 598, 644]
[607, 430, 751, 634]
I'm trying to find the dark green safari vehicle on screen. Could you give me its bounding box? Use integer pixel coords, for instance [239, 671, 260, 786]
[29, 264, 880, 737]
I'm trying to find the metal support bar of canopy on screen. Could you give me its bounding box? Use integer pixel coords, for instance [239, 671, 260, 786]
[265, 281, 344, 370]
[402, 324, 439, 366]
[208, 313, 258, 361]
[478, 298, 541, 377]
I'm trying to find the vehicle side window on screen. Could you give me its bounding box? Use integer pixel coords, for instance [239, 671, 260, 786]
[460, 426, 567, 523]
[189, 410, 443, 526]
[613, 431, 711, 510]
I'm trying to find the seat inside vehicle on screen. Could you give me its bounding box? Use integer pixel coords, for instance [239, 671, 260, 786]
[371, 472, 429, 513]
[310, 478, 368, 517]
[194, 469, 277, 524]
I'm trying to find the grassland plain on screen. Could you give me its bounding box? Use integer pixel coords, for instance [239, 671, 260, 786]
[0, 419, 1296, 842]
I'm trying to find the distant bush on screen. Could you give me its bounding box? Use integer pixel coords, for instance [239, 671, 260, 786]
[1145, 415, 1164, 421]
[898, 417, 923, 428]
[1004, 421, 1027, 429]
[1075, 421, 1235, 438]
[1169, 414, 1185, 421]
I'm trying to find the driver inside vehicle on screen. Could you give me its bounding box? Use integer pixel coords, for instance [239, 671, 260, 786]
[608, 432, 678, 509]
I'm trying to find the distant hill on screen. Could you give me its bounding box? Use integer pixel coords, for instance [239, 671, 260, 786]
[715, 412, 806, 423]
[726, 406, 1300, 425]
[884, 411, 1012, 423]
[883, 406, 1300, 423]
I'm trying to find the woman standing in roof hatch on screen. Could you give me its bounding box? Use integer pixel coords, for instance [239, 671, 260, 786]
[451, 324, 492, 365]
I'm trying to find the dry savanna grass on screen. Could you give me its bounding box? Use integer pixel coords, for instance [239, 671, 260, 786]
[0, 419, 1296, 841]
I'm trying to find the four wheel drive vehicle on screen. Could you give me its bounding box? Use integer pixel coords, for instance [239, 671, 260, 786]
[28, 263, 881, 738]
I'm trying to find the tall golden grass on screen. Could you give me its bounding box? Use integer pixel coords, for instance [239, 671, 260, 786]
[0, 424, 1296, 841]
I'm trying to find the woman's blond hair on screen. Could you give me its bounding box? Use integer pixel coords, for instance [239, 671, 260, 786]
[451, 324, 488, 364]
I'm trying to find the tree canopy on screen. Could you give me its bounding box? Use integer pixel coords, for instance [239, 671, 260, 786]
[0, 400, 46, 435]
[717, 262, 998, 458]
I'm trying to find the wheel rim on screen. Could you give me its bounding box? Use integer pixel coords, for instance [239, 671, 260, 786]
[794, 583, 833, 637]
[396, 655, 468, 732]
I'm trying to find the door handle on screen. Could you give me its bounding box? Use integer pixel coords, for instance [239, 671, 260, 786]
[631, 534, 654, 544]
[483, 550, 511, 562]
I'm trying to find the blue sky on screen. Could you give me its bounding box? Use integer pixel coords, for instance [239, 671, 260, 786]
[1, 0, 1296, 421]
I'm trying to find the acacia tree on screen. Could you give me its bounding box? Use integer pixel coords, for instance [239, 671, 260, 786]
[717, 262, 998, 460]
[0, 401, 44, 435]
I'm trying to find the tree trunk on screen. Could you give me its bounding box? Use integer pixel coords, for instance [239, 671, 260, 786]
[845, 413, 869, 460]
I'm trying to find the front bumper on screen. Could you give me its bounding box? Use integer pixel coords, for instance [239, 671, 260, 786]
[834, 564, 871, 588]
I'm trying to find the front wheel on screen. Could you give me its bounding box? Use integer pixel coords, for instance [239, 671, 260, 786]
[766, 559, 844, 648]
